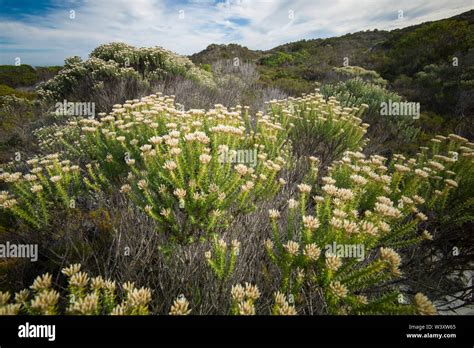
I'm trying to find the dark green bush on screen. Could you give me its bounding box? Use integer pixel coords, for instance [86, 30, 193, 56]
[0, 85, 36, 101]
[321, 78, 420, 154]
[0, 65, 37, 88]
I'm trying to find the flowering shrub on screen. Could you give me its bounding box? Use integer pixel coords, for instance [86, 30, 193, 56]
[320, 78, 420, 153]
[264, 153, 441, 314]
[36, 43, 214, 105]
[205, 236, 240, 282]
[0, 154, 84, 229]
[268, 91, 369, 164]
[90, 43, 214, 86]
[29, 94, 290, 242]
[230, 283, 261, 315]
[331, 66, 388, 86]
[329, 133, 474, 223]
[36, 56, 143, 102]
[228, 283, 298, 315]
[0, 264, 152, 315]
[119, 107, 287, 241]
[261, 131, 473, 314]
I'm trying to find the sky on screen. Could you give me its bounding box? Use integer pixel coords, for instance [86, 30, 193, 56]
[0, 0, 473, 66]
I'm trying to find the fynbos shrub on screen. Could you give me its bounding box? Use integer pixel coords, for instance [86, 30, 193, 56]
[26, 93, 291, 242]
[265, 153, 439, 314]
[268, 91, 368, 165]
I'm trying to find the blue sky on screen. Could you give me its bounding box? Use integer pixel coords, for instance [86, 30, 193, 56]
[0, 0, 473, 66]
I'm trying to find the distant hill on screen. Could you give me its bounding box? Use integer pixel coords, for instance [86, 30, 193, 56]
[189, 10, 474, 93]
[190, 10, 474, 67]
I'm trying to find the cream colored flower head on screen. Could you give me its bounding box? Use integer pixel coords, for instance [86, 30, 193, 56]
[61, 264, 81, 277]
[268, 209, 281, 219]
[231, 284, 245, 303]
[302, 215, 320, 230]
[413, 293, 437, 315]
[169, 295, 191, 315]
[304, 243, 321, 261]
[297, 183, 312, 193]
[329, 281, 348, 299]
[30, 273, 52, 292]
[325, 254, 342, 272]
[284, 241, 299, 256]
[244, 283, 260, 301]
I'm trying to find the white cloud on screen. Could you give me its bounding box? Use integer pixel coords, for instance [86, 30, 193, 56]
[0, 0, 472, 65]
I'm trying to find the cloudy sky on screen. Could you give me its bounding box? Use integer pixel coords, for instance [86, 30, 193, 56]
[0, 0, 472, 66]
